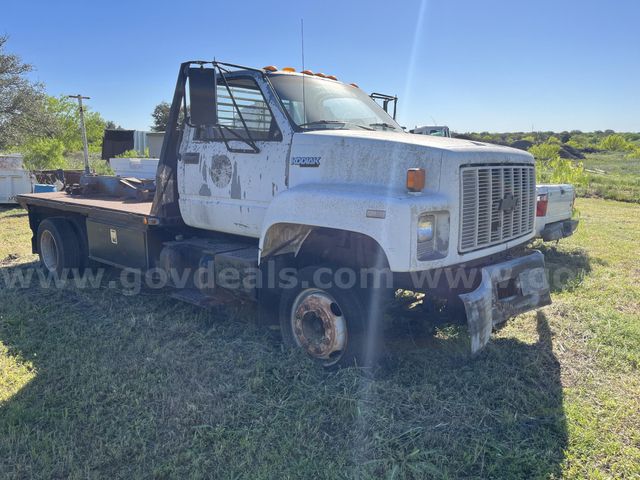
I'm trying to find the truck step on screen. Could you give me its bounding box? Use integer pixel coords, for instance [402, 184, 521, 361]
[169, 288, 235, 308]
[214, 247, 259, 299]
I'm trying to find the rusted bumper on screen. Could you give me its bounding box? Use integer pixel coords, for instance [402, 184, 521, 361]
[459, 250, 551, 354]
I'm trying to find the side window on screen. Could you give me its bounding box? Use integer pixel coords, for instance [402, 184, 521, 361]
[196, 77, 281, 142]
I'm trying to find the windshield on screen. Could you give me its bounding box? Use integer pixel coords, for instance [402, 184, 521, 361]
[269, 75, 402, 132]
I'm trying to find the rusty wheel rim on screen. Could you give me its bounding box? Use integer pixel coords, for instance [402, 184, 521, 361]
[291, 289, 347, 365]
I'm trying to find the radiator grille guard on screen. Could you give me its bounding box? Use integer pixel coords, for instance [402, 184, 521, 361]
[459, 165, 535, 253]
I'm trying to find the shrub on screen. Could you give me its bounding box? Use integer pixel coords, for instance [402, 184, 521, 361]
[115, 148, 149, 158]
[91, 159, 115, 175]
[529, 142, 561, 161]
[598, 134, 632, 152]
[626, 147, 640, 160]
[22, 138, 67, 170]
[537, 157, 587, 186]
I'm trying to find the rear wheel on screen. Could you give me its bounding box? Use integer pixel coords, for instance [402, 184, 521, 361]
[279, 265, 387, 369]
[37, 218, 81, 276]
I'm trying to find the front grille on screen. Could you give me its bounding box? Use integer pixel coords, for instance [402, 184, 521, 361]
[459, 165, 535, 252]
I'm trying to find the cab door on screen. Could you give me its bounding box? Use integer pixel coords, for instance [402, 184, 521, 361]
[178, 73, 293, 237]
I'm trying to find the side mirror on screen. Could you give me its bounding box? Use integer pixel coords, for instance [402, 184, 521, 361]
[188, 67, 217, 126]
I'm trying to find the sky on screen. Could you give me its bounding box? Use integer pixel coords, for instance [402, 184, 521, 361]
[2, 0, 639, 132]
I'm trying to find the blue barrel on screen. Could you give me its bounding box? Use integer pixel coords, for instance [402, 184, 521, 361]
[33, 184, 57, 193]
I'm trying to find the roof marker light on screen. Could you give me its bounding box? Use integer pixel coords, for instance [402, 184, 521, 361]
[350, 83, 359, 88]
[263, 65, 278, 72]
[315, 72, 327, 78]
[301, 69, 314, 75]
[282, 67, 296, 72]
[326, 75, 338, 80]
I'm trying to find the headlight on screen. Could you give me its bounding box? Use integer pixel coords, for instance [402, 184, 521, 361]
[417, 214, 435, 243]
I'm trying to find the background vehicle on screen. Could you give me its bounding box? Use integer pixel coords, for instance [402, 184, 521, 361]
[18, 60, 551, 367]
[0, 155, 33, 204]
[535, 184, 578, 241]
[410, 125, 451, 137]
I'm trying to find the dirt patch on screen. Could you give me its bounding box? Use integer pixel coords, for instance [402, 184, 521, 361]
[1, 253, 20, 265]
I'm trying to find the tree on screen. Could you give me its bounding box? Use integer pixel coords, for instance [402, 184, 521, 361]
[151, 101, 171, 132]
[22, 138, 66, 170]
[0, 36, 56, 150]
[151, 101, 184, 132]
[20, 95, 107, 168]
[105, 120, 123, 130]
[44, 96, 106, 153]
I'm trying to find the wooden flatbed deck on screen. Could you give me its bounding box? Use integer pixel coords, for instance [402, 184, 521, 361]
[18, 192, 153, 219]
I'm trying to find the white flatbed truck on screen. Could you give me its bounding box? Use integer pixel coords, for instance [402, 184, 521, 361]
[18, 60, 551, 367]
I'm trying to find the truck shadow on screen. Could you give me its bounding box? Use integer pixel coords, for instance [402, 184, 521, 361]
[536, 242, 595, 293]
[0, 262, 568, 478]
[0, 205, 28, 218]
[379, 310, 567, 478]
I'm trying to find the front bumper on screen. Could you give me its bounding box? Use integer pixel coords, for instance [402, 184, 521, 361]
[459, 250, 551, 353]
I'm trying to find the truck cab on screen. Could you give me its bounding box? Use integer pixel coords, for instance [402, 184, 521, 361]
[177, 66, 542, 271]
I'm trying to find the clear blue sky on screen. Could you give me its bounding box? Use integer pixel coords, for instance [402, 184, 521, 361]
[3, 0, 639, 132]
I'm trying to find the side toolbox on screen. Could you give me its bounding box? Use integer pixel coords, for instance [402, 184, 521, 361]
[87, 219, 150, 269]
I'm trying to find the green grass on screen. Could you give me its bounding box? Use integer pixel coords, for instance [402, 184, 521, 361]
[579, 153, 640, 203]
[1, 198, 639, 479]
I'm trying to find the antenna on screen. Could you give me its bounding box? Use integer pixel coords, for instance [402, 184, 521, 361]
[301, 18, 307, 124]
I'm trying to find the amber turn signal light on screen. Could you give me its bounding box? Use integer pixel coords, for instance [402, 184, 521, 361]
[407, 168, 426, 192]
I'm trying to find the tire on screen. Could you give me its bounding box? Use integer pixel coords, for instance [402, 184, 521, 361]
[37, 217, 82, 276]
[279, 265, 387, 369]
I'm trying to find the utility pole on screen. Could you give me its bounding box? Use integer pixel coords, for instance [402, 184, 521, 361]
[67, 94, 91, 174]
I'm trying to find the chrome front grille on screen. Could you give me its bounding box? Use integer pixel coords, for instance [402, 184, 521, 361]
[459, 165, 535, 252]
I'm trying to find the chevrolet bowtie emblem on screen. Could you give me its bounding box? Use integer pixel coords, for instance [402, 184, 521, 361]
[497, 193, 519, 212]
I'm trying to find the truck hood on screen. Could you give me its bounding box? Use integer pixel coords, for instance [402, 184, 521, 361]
[294, 129, 530, 154]
[288, 129, 534, 194]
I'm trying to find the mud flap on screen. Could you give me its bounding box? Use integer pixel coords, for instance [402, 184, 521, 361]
[459, 250, 551, 354]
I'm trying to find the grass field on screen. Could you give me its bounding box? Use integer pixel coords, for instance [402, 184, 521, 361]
[1, 198, 639, 479]
[580, 153, 640, 203]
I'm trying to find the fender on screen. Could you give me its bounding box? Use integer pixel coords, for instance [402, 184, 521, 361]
[259, 183, 450, 271]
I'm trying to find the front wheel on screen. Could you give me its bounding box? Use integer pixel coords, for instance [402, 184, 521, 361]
[279, 265, 386, 369]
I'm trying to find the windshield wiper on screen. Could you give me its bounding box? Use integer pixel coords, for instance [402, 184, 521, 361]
[369, 122, 398, 130]
[299, 120, 374, 131]
[299, 120, 346, 128]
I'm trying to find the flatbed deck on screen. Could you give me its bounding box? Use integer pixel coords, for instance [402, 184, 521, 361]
[18, 192, 152, 215]
[18, 192, 153, 224]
